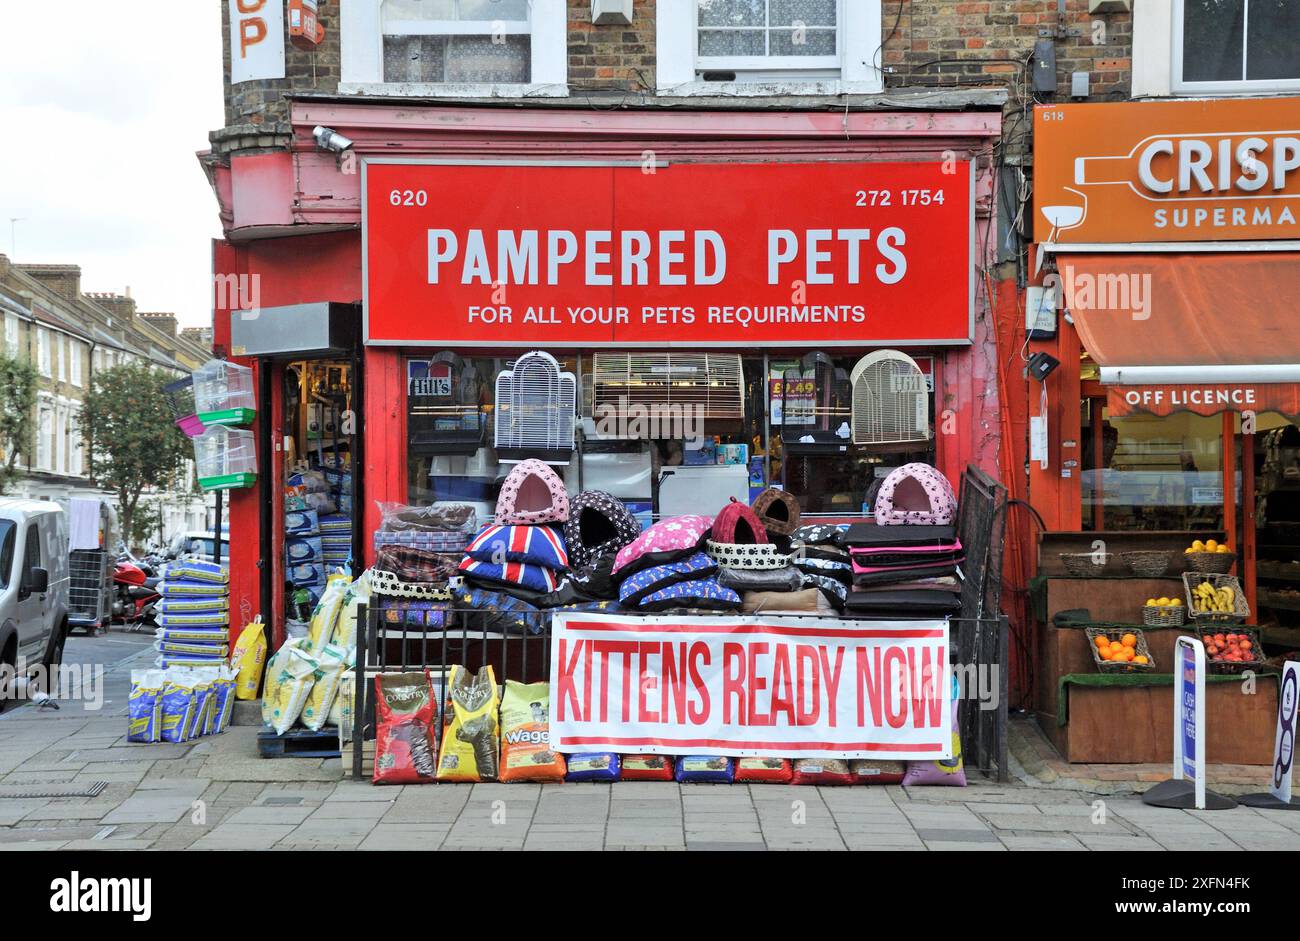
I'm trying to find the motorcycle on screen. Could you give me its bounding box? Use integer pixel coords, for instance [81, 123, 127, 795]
[113, 555, 161, 632]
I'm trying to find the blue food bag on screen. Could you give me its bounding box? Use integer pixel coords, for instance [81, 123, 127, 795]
[675, 755, 735, 783]
[565, 753, 621, 782]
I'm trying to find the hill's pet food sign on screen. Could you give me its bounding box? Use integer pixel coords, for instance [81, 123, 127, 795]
[363, 159, 974, 348]
[548, 613, 953, 759]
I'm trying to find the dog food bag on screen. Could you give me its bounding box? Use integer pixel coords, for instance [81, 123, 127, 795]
[500, 680, 566, 783]
[328, 669, 354, 729]
[306, 573, 352, 655]
[675, 756, 734, 784]
[159, 680, 197, 744]
[230, 618, 267, 701]
[565, 753, 621, 783]
[300, 643, 348, 732]
[436, 665, 501, 783]
[261, 640, 318, 735]
[735, 757, 793, 784]
[127, 670, 166, 743]
[902, 729, 966, 788]
[791, 758, 854, 786]
[850, 760, 907, 785]
[186, 679, 216, 740]
[620, 754, 674, 781]
[210, 666, 238, 734]
[331, 569, 372, 649]
[374, 671, 438, 786]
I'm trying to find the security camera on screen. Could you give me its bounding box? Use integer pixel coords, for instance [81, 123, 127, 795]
[313, 126, 354, 153]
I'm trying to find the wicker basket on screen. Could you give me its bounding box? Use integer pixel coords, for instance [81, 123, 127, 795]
[1197, 626, 1265, 676]
[1084, 627, 1156, 673]
[1183, 550, 1236, 574]
[1142, 604, 1186, 627]
[1120, 550, 1173, 578]
[1060, 552, 1111, 577]
[1184, 572, 1249, 623]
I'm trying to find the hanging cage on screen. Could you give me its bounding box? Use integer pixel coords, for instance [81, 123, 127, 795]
[849, 350, 931, 446]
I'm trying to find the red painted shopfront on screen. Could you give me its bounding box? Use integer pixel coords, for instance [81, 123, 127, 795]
[207, 102, 1011, 664]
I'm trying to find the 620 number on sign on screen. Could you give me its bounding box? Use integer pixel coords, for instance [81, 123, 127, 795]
[390, 189, 429, 207]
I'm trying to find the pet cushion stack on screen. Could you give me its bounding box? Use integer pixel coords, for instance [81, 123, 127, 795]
[155, 560, 230, 667]
[561, 490, 642, 601]
[612, 515, 739, 612]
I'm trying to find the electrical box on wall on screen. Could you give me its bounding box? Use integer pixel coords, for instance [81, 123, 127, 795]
[1026, 285, 1059, 340]
[592, 0, 633, 25]
[1032, 39, 1058, 94]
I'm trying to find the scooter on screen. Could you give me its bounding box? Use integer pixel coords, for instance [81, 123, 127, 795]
[113, 556, 161, 632]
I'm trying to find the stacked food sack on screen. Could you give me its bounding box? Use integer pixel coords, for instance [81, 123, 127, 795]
[128, 664, 237, 744]
[154, 559, 230, 668]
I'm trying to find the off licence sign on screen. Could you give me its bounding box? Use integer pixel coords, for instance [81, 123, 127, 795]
[364, 160, 973, 347]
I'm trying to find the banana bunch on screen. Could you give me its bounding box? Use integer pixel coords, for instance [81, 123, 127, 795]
[1192, 581, 1235, 614]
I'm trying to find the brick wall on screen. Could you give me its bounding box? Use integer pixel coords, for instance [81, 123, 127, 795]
[568, 0, 656, 93]
[222, 3, 342, 131]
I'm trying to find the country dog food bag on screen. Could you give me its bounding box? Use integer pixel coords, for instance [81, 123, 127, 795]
[499, 680, 566, 782]
[230, 618, 267, 701]
[374, 671, 439, 786]
[127, 670, 167, 743]
[620, 754, 675, 781]
[735, 757, 793, 784]
[675, 756, 735, 784]
[261, 640, 319, 736]
[437, 665, 501, 783]
[565, 753, 621, 783]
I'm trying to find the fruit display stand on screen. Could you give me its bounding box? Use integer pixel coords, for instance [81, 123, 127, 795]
[1031, 530, 1279, 765]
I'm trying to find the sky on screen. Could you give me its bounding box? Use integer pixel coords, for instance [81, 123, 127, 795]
[0, 2, 225, 328]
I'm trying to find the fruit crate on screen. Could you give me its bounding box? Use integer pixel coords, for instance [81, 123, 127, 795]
[1193, 626, 1265, 676]
[1183, 572, 1249, 624]
[1084, 627, 1156, 674]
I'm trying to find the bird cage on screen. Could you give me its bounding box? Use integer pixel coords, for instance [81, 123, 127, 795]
[494, 351, 577, 464]
[408, 352, 487, 455]
[591, 352, 743, 436]
[777, 352, 853, 454]
[163, 375, 205, 438]
[192, 359, 256, 426]
[194, 425, 258, 491]
[850, 350, 931, 446]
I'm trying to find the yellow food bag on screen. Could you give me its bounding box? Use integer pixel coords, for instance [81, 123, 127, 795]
[300, 643, 348, 732]
[331, 570, 372, 649]
[307, 573, 352, 655]
[499, 680, 565, 783]
[436, 665, 500, 782]
[261, 640, 318, 735]
[230, 617, 267, 701]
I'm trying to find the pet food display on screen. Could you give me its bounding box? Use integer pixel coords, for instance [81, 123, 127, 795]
[230, 619, 267, 700]
[734, 757, 793, 783]
[300, 643, 348, 732]
[161, 559, 229, 585]
[791, 758, 854, 786]
[437, 665, 501, 783]
[306, 573, 352, 653]
[850, 760, 907, 785]
[373, 671, 439, 786]
[128, 671, 165, 743]
[159, 679, 197, 744]
[565, 753, 621, 782]
[675, 756, 735, 783]
[499, 680, 566, 782]
[620, 754, 675, 781]
[902, 728, 967, 788]
[261, 640, 318, 736]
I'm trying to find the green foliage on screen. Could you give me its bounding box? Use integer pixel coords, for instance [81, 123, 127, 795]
[128, 498, 166, 550]
[80, 364, 192, 543]
[0, 353, 39, 494]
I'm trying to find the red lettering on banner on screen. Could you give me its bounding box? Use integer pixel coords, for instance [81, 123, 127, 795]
[747, 643, 770, 727]
[906, 645, 944, 728]
[616, 641, 637, 723]
[856, 647, 884, 726]
[796, 645, 820, 727]
[638, 642, 659, 724]
[771, 643, 796, 726]
[661, 641, 688, 724]
[594, 640, 612, 723]
[884, 647, 907, 728]
[722, 642, 745, 724]
[687, 642, 710, 724]
[556, 639, 585, 723]
[818, 645, 845, 729]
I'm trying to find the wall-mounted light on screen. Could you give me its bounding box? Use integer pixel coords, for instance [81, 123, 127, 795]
[1027, 351, 1061, 382]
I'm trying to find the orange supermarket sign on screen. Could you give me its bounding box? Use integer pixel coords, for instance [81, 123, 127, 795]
[1034, 98, 1300, 244]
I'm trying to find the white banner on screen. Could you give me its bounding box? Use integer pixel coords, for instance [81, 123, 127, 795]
[548, 613, 952, 760]
[230, 0, 285, 84]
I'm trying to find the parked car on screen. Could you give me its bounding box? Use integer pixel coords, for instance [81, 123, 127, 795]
[169, 530, 230, 566]
[0, 500, 70, 710]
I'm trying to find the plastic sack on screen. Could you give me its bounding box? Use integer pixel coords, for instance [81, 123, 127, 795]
[735, 757, 793, 783]
[159, 681, 196, 744]
[374, 671, 438, 786]
[127, 670, 166, 743]
[158, 579, 229, 599]
[331, 569, 372, 649]
[791, 758, 854, 786]
[436, 665, 500, 783]
[261, 640, 318, 735]
[162, 559, 228, 585]
[620, 754, 674, 781]
[675, 756, 734, 783]
[155, 639, 229, 659]
[306, 573, 351, 654]
[210, 667, 237, 735]
[499, 680, 565, 782]
[902, 728, 966, 787]
[230, 618, 267, 700]
[187, 681, 215, 739]
[300, 643, 348, 732]
[850, 760, 906, 785]
[378, 501, 477, 533]
[565, 753, 620, 783]
[158, 597, 229, 615]
[328, 670, 353, 729]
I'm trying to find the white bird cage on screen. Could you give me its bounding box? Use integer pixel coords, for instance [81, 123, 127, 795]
[194, 425, 258, 491]
[494, 351, 577, 463]
[591, 352, 744, 428]
[192, 359, 256, 426]
[850, 350, 931, 446]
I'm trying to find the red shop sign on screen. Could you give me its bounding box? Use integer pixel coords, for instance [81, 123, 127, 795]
[363, 160, 974, 348]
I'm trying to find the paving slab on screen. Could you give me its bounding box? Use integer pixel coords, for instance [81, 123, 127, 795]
[100, 789, 200, 825]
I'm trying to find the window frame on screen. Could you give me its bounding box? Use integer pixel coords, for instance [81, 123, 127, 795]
[340, 0, 569, 98]
[36, 327, 50, 378]
[70, 340, 83, 387]
[658, 0, 883, 96]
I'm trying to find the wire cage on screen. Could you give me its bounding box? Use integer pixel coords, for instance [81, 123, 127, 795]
[192, 358, 256, 426]
[407, 353, 488, 455]
[494, 350, 577, 463]
[68, 549, 111, 632]
[163, 376, 205, 438]
[778, 351, 853, 454]
[850, 350, 931, 446]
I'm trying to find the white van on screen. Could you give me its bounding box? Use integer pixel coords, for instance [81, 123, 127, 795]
[0, 500, 69, 709]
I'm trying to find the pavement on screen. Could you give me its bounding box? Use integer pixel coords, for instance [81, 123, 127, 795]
[1, 629, 1299, 851]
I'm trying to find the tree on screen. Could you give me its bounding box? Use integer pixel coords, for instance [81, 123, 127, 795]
[0, 353, 38, 494]
[128, 497, 166, 552]
[80, 364, 192, 544]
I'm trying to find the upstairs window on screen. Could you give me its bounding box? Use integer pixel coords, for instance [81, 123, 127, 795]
[698, 0, 839, 73]
[1173, 0, 1300, 93]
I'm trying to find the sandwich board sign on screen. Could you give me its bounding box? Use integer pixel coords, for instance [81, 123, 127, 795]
[1241, 660, 1300, 809]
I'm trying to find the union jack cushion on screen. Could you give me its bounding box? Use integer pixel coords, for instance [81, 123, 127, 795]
[458, 558, 560, 594]
[465, 524, 568, 570]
